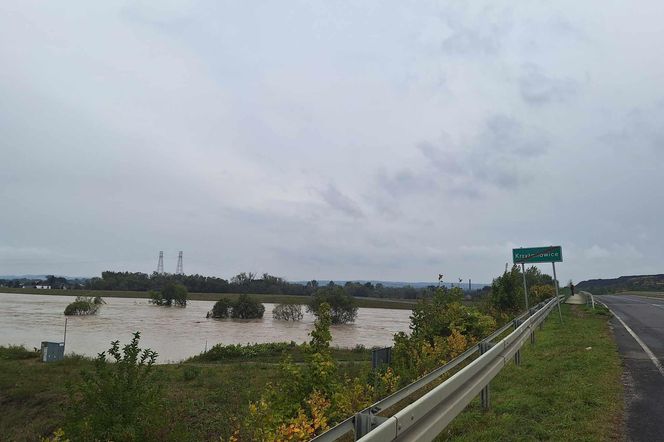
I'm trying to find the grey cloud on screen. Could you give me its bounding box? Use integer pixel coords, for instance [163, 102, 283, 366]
[601, 101, 664, 155]
[518, 64, 577, 105]
[2, 1, 664, 284]
[440, 7, 512, 57]
[376, 114, 550, 205]
[441, 26, 501, 56]
[377, 168, 439, 198]
[416, 141, 465, 176]
[319, 184, 364, 218]
[480, 115, 549, 158]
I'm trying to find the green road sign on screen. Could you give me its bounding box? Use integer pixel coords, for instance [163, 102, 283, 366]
[512, 246, 563, 264]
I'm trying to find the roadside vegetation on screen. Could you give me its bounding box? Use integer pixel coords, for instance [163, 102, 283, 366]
[63, 296, 105, 316]
[1, 265, 621, 441]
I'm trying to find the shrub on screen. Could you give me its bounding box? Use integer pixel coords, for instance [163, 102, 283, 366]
[209, 298, 233, 318]
[308, 286, 358, 324]
[0, 345, 39, 360]
[64, 296, 103, 316]
[207, 295, 265, 319]
[231, 295, 266, 319]
[150, 283, 187, 307]
[190, 342, 298, 362]
[273, 303, 303, 321]
[64, 332, 162, 441]
[392, 287, 496, 382]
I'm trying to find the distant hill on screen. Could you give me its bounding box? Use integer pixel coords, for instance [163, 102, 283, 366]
[577, 274, 664, 294]
[294, 280, 490, 291]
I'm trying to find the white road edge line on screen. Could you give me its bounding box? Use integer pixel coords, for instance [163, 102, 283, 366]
[598, 300, 664, 377]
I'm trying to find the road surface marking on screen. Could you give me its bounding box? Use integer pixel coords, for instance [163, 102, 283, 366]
[652, 304, 664, 309]
[599, 301, 664, 377]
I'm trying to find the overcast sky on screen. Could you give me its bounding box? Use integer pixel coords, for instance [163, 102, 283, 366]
[1, 1, 663, 283]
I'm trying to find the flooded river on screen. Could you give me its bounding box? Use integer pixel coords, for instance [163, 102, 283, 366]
[0, 293, 412, 363]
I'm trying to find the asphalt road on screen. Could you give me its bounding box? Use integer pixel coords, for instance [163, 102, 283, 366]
[600, 294, 664, 442]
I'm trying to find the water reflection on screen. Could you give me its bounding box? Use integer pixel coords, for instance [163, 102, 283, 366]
[0, 293, 412, 363]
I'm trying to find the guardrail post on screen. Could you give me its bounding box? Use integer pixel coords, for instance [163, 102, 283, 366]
[354, 409, 388, 439]
[478, 341, 493, 409]
[513, 319, 523, 365]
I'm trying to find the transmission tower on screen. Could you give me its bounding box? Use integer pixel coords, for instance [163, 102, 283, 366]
[157, 251, 164, 275]
[176, 251, 183, 275]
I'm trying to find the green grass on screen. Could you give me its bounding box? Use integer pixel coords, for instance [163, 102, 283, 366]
[0, 287, 415, 309]
[436, 304, 623, 441]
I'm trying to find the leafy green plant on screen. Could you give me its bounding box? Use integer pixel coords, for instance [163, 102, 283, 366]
[64, 332, 163, 441]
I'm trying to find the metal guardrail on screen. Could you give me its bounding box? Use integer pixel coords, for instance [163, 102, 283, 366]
[312, 296, 563, 442]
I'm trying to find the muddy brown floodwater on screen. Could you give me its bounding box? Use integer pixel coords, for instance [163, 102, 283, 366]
[0, 293, 412, 363]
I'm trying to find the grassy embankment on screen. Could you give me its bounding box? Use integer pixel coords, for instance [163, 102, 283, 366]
[0, 343, 371, 441]
[0, 287, 415, 309]
[438, 303, 623, 441]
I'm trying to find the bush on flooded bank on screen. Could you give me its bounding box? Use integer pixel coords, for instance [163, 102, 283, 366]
[207, 294, 265, 319]
[63, 296, 105, 316]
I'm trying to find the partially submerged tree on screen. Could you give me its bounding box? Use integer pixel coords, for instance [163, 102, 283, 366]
[208, 298, 233, 318]
[272, 303, 303, 321]
[231, 295, 265, 319]
[207, 295, 265, 319]
[64, 296, 105, 316]
[149, 282, 188, 307]
[308, 286, 358, 324]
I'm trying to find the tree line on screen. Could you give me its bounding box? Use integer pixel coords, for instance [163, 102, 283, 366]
[82, 271, 471, 300]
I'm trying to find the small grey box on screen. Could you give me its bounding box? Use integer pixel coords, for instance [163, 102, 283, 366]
[41, 341, 65, 362]
[371, 346, 392, 369]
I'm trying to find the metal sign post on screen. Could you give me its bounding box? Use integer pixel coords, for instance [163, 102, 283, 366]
[552, 262, 563, 322]
[521, 263, 529, 310]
